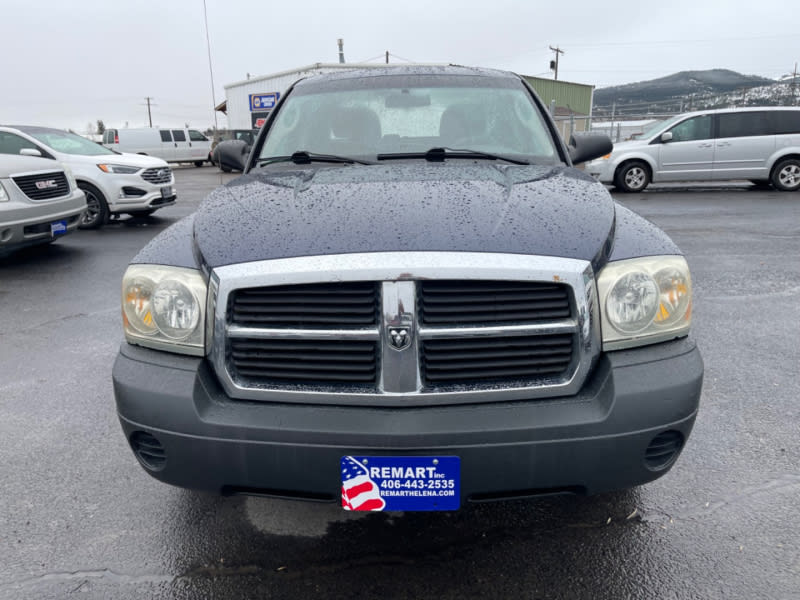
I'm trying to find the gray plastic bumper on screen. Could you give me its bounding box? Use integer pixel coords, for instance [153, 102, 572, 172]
[112, 338, 703, 502]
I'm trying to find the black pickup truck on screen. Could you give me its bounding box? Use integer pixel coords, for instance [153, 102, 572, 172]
[113, 65, 703, 512]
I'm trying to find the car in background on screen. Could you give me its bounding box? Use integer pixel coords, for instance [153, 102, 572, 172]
[102, 127, 212, 167]
[0, 126, 176, 228]
[210, 129, 258, 172]
[0, 154, 86, 256]
[586, 107, 800, 192]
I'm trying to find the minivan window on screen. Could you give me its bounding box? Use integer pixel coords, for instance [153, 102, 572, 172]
[160, 130, 172, 142]
[717, 111, 771, 139]
[771, 110, 800, 135]
[172, 130, 186, 142]
[668, 115, 712, 142]
[188, 130, 207, 142]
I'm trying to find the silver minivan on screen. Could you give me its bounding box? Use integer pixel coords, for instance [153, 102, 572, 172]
[586, 107, 800, 192]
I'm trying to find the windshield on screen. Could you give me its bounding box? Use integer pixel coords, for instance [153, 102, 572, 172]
[638, 115, 684, 141]
[258, 77, 558, 164]
[28, 130, 116, 156]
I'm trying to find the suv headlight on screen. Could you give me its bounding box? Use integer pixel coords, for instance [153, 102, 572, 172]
[0, 182, 8, 202]
[98, 163, 141, 174]
[62, 165, 78, 191]
[121, 265, 207, 356]
[597, 256, 692, 350]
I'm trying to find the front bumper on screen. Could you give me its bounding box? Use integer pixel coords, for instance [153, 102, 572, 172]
[95, 172, 177, 214]
[0, 189, 85, 253]
[113, 337, 703, 503]
[585, 159, 614, 183]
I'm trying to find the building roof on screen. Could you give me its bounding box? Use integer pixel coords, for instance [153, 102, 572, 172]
[225, 62, 447, 91]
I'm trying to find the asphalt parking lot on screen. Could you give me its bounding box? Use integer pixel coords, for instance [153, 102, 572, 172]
[1, 166, 798, 599]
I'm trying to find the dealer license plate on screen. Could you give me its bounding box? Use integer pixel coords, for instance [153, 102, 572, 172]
[160, 185, 173, 198]
[50, 220, 68, 237]
[341, 456, 460, 511]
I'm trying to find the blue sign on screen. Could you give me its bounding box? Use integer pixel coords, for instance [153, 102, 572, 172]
[249, 93, 280, 111]
[50, 220, 68, 237]
[341, 455, 460, 511]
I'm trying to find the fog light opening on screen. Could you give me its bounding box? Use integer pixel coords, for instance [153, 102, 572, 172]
[644, 430, 684, 471]
[130, 431, 167, 471]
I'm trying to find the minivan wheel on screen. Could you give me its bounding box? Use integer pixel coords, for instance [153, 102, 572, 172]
[615, 161, 650, 193]
[78, 183, 109, 229]
[194, 161, 204, 167]
[771, 159, 800, 191]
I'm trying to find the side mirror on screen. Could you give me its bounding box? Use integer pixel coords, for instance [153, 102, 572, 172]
[568, 133, 613, 164]
[660, 132, 673, 143]
[20, 148, 42, 157]
[215, 139, 249, 172]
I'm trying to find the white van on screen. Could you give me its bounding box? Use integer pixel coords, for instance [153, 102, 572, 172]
[103, 128, 212, 167]
[586, 107, 800, 192]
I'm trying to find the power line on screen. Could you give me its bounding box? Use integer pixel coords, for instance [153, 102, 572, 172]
[563, 32, 799, 48]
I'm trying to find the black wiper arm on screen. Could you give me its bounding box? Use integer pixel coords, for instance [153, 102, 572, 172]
[377, 147, 530, 165]
[257, 151, 376, 166]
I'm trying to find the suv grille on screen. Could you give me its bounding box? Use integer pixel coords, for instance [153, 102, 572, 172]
[12, 172, 70, 200]
[141, 167, 172, 184]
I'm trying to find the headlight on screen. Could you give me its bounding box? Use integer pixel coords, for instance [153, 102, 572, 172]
[98, 163, 141, 174]
[62, 165, 78, 191]
[122, 265, 207, 355]
[597, 256, 692, 350]
[0, 182, 8, 202]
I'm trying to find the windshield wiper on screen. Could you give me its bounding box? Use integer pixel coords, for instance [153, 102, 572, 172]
[257, 151, 376, 166]
[377, 147, 530, 165]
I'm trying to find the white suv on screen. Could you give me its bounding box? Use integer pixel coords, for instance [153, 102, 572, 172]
[586, 107, 800, 192]
[0, 126, 177, 228]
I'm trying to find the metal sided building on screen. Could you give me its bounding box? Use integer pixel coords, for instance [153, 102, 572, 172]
[522, 76, 595, 140]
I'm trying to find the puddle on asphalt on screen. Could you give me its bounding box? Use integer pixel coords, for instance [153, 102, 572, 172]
[246, 497, 395, 538]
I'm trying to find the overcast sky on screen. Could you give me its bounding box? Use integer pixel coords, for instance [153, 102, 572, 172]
[3, 0, 798, 133]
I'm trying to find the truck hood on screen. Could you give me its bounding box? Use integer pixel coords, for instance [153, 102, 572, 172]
[193, 163, 616, 269]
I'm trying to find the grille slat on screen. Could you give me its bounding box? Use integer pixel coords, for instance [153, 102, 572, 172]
[231, 282, 379, 327]
[229, 338, 378, 386]
[11, 172, 70, 200]
[420, 280, 571, 326]
[422, 334, 574, 386]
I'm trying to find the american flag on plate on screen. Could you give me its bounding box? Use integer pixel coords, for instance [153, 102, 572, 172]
[341, 456, 386, 511]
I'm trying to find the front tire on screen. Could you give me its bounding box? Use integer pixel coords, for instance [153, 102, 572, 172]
[614, 161, 650, 192]
[78, 182, 109, 229]
[771, 159, 800, 191]
[194, 160, 204, 167]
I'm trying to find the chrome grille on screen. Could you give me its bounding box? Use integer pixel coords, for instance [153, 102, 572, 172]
[11, 172, 70, 200]
[210, 252, 600, 406]
[141, 167, 172, 184]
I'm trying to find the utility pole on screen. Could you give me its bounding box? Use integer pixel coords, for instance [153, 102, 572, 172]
[144, 97, 154, 127]
[203, 0, 219, 136]
[792, 62, 799, 104]
[386, 51, 389, 64]
[549, 46, 564, 80]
